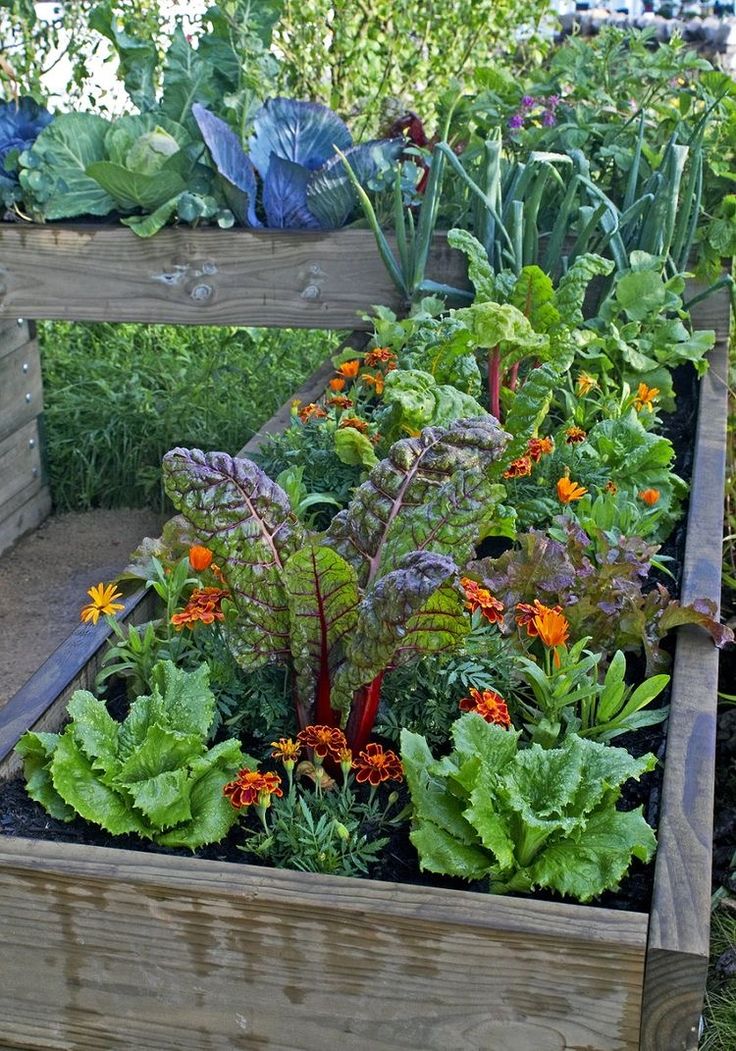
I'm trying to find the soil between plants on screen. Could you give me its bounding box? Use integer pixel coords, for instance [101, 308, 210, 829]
[0, 366, 705, 911]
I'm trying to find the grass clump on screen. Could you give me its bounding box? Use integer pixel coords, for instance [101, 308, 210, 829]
[40, 322, 339, 512]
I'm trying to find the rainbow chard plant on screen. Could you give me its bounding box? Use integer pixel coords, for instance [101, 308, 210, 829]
[162, 416, 510, 749]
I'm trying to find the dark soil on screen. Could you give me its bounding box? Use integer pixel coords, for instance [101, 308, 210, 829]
[0, 365, 707, 912]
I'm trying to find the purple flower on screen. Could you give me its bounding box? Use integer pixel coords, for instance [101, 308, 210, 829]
[508, 113, 525, 130]
[546, 94, 561, 109]
[542, 110, 556, 127]
[521, 95, 535, 108]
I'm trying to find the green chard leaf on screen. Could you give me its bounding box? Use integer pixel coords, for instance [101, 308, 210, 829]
[381, 369, 487, 439]
[554, 253, 614, 328]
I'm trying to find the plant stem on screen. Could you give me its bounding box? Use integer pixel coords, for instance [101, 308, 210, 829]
[346, 673, 385, 751]
[489, 346, 502, 420]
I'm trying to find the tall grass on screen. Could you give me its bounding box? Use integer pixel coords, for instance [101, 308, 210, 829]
[39, 322, 339, 512]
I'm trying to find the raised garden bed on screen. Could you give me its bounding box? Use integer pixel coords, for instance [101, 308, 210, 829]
[0, 264, 729, 1049]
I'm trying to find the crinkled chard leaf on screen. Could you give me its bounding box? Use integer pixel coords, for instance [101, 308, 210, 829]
[248, 97, 352, 177]
[163, 448, 305, 668]
[325, 416, 510, 585]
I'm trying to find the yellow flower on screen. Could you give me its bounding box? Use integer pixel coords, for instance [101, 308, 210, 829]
[81, 582, 124, 625]
[576, 372, 598, 396]
[633, 383, 660, 412]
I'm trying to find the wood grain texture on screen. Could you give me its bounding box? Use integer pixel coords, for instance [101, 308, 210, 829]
[0, 589, 155, 770]
[0, 836, 647, 1051]
[640, 285, 731, 1051]
[0, 333, 43, 443]
[0, 226, 467, 329]
[0, 318, 34, 361]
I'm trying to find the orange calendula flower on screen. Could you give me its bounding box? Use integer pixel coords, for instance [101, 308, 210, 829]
[298, 402, 328, 423]
[223, 769, 283, 810]
[297, 725, 348, 761]
[461, 578, 505, 625]
[604, 480, 618, 495]
[352, 743, 403, 786]
[328, 395, 354, 410]
[339, 415, 369, 434]
[503, 455, 533, 479]
[270, 738, 301, 764]
[639, 488, 661, 506]
[360, 372, 385, 395]
[188, 545, 213, 572]
[527, 436, 554, 462]
[515, 599, 563, 637]
[81, 582, 125, 625]
[576, 372, 598, 396]
[364, 347, 398, 370]
[557, 476, 588, 504]
[328, 377, 346, 392]
[171, 586, 229, 629]
[533, 607, 570, 651]
[565, 426, 587, 445]
[459, 687, 511, 728]
[633, 383, 660, 412]
[336, 360, 361, 379]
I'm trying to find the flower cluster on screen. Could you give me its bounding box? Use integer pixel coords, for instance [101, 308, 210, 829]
[171, 586, 229, 629]
[223, 769, 283, 810]
[460, 578, 504, 625]
[459, 688, 511, 728]
[508, 93, 561, 131]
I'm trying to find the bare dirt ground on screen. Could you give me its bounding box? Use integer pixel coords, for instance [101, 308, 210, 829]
[0, 508, 166, 708]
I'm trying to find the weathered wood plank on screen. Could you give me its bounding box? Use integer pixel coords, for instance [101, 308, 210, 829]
[0, 418, 44, 509]
[0, 226, 467, 329]
[0, 836, 648, 1051]
[640, 285, 731, 1050]
[0, 332, 43, 443]
[0, 589, 154, 770]
[0, 318, 33, 361]
[0, 483, 51, 558]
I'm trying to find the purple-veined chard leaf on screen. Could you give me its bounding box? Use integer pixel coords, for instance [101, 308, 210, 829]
[657, 597, 734, 649]
[325, 416, 510, 586]
[306, 138, 405, 229]
[282, 543, 360, 726]
[262, 153, 320, 229]
[249, 98, 352, 178]
[192, 103, 260, 226]
[162, 449, 305, 669]
[331, 551, 462, 717]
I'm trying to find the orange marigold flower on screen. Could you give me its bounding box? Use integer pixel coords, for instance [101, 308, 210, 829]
[171, 586, 229, 629]
[360, 372, 385, 395]
[223, 769, 283, 810]
[328, 395, 354, 410]
[352, 743, 403, 786]
[527, 436, 554, 462]
[565, 426, 587, 445]
[633, 383, 660, 412]
[515, 599, 563, 636]
[364, 347, 398, 370]
[270, 738, 301, 763]
[329, 377, 346, 392]
[503, 455, 533, 479]
[604, 480, 618, 495]
[81, 582, 125, 625]
[339, 415, 369, 434]
[188, 545, 213, 572]
[336, 360, 361, 379]
[639, 488, 661, 506]
[459, 687, 511, 728]
[533, 607, 570, 651]
[461, 577, 505, 625]
[576, 372, 598, 396]
[298, 402, 328, 423]
[557, 476, 588, 504]
[297, 724, 348, 761]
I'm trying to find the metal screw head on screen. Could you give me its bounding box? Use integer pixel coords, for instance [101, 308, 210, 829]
[16, 318, 24, 326]
[22, 362, 29, 373]
[25, 392, 32, 403]
[28, 438, 35, 449]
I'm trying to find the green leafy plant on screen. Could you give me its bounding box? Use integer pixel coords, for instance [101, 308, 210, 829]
[16, 661, 251, 849]
[401, 713, 658, 902]
[515, 638, 669, 747]
[162, 416, 510, 748]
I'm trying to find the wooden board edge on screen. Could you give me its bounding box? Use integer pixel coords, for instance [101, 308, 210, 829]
[0, 588, 155, 771]
[0, 484, 51, 558]
[641, 295, 731, 1046]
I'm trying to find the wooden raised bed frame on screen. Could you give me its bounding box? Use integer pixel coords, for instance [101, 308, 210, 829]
[0, 225, 730, 1051]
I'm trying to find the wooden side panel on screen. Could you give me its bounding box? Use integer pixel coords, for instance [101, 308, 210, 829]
[0, 329, 43, 441]
[0, 226, 467, 329]
[0, 589, 154, 769]
[0, 837, 648, 1051]
[640, 286, 731, 1050]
